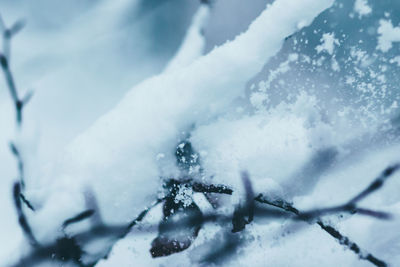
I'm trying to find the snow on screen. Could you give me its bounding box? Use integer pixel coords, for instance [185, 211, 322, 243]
[191, 100, 315, 197]
[389, 55, 400, 66]
[354, 0, 372, 18]
[315, 32, 339, 55]
[164, 4, 210, 72]
[377, 19, 400, 52]
[259, 53, 298, 92]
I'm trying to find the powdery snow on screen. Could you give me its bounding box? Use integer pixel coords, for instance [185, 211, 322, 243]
[377, 19, 400, 52]
[354, 0, 372, 18]
[315, 32, 340, 55]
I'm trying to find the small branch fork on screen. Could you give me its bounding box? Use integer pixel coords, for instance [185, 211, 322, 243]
[255, 196, 388, 267]
[0, 15, 31, 127]
[255, 163, 400, 267]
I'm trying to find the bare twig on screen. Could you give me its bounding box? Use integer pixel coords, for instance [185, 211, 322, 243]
[349, 164, 400, 204]
[12, 182, 39, 247]
[293, 164, 400, 221]
[0, 15, 30, 126]
[20, 193, 35, 211]
[1, 15, 36, 214]
[9, 142, 25, 188]
[62, 210, 96, 230]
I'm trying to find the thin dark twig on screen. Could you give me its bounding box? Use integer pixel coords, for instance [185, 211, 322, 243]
[0, 53, 26, 125]
[293, 164, 400, 221]
[9, 142, 25, 188]
[354, 208, 392, 219]
[62, 210, 95, 229]
[12, 182, 39, 247]
[297, 204, 392, 221]
[0, 16, 30, 126]
[349, 164, 400, 204]
[20, 193, 35, 211]
[2, 15, 35, 214]
[93, 198, 164, 265]
[241, 171, 255, 222]
[192, 182, 233, 194]
[316, 222, 387, 267]
[1, 16, 25, 64]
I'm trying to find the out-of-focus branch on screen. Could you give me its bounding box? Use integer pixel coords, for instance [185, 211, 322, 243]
[349, 164, 400, 204]
[232, 171, 255, 232]
[0, 16, 31, 126]
[12, 182, 39, 247]
[9, 142, 25, 188]
[0, 15, 26, 60]
[9, 142, 35, 210]
[1, 15, 35, 212]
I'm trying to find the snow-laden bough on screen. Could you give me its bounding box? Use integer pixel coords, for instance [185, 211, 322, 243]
[21, 0, 334, 255]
